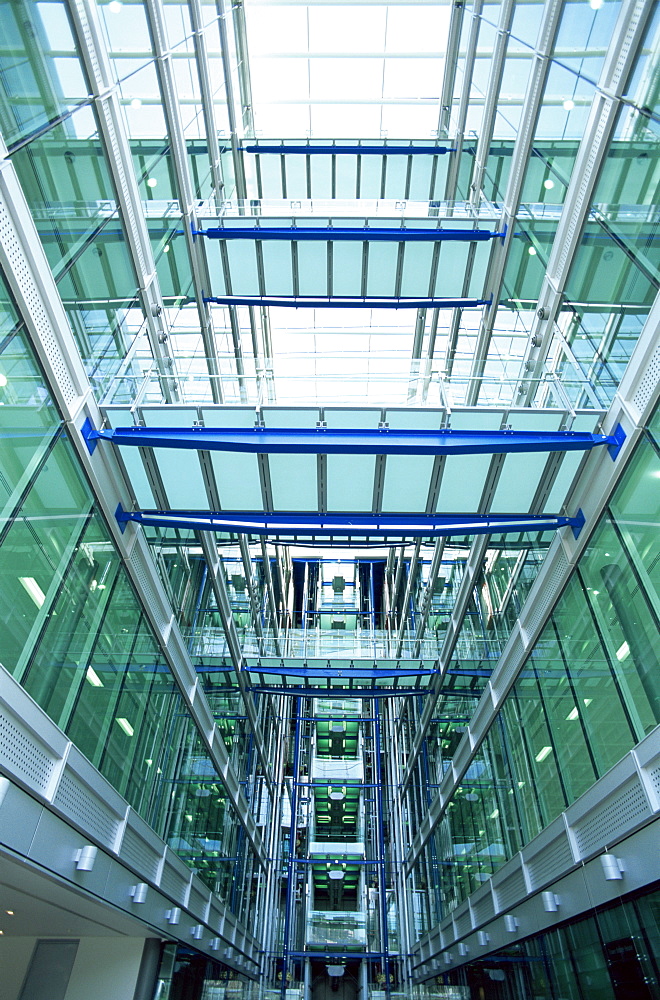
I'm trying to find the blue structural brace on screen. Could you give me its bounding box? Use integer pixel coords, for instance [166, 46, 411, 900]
[196, 225, 503, 242]
[248, 664, 440, 679]
[248, 686, 481, 698]
[115, 505, 587, 540]
[85, 421, 623, 458]
[240, 144, 455, 155]
[203, 295, 491, 309]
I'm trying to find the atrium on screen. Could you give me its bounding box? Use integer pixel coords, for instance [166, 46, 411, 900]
[0, 0, 659, 998]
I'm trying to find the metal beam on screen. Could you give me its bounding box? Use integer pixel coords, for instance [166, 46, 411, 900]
[248, 687, 439, 699]
[198, 225, 503, 242]
[437, 0, 465, 137]
[204, 295, 491, 308]
[189, 0, 227, 202]
[65, 0, 179, 403]
[143, 0, 224, 402]
[412, 538, 446, 657]
[249, 665, 438, 679]
[396, 539, 421, 656]
[199, 532, 275, 793]
[87, 423, 624, 457]
[260, 539, 282, 653]
[464, 0, 565, 403]
[468, 0, 515, 205]
[241, 144, 454, 154]
[116, 507, 586, 539]
[518, 0, 654, 407]
[399, 534, 491, 790]
[215, 0, 248, 199]
[239, 535, 265, 644]
[443, 0, 483, 203]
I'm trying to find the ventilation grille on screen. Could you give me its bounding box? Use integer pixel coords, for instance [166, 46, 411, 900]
[633, 345, 660, 414]
[188, 883, 210, 920]
[572, 778, 650, 858]
[208, 901, 225, 934]
[120, 825, 162, 882]
[526, 835, 574, 890]
[129, 548, 171, 641]
[0, 200, 77, 407]
[471, 890, 495, 927]
[0, 711, 54, 794]
[453, 906, 472, 939]
[495, 867, 527, 911]
[53, 771, 122, 849]
[160, 862, 190, 905]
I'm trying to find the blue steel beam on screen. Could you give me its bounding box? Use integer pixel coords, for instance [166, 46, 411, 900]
[197, 225, 503, 242]
[115, 505, 586, 539]
[240, 145, 455, 155]
[86, 422, 622, 458]
[247, 686, 483, 698]
[203, 295, 491, 309]
[248, 665, 439, 679]
[250, 685, 438, 701]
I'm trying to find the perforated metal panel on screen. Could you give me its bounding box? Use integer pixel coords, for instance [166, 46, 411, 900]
[572, 778, 650, 858]
[128, 546, 172, 642]
[0, 710, 55, 794]
[649, 764, 660, 801]
[0, 198, 77, 407]
[521, 549, 569, 640]
[53, 771, 122, 850]
[633, 345, 660, 414]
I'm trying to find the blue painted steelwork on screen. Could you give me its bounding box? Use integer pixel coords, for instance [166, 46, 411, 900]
[287, 952, 394, 960]
[115, 504, 586, 540]
[249, 665, 438, 678]
[241, 144, 455, 155]
[197, 225, 503, 242]
[203, 294, 491, 309]
[86, 422, 618, 458]
[248, 686, 437, 698]
[607, 421, 626, 459]
[290, 857, 382, 864]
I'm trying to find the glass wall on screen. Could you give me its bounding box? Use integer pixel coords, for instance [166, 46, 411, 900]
[448, 882, 660, 1000]
[0, 267, 259, 908]
[414, 418, 660, 915]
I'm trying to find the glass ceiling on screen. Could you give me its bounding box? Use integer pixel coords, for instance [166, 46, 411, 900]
[244, 3, 452, 140]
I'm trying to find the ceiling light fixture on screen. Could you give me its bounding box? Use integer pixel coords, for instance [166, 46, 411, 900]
[116, 717, 134, 737]
[19, 577, 46, 608]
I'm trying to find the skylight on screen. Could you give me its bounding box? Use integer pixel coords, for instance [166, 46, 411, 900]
[244, 3, 451, 139]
